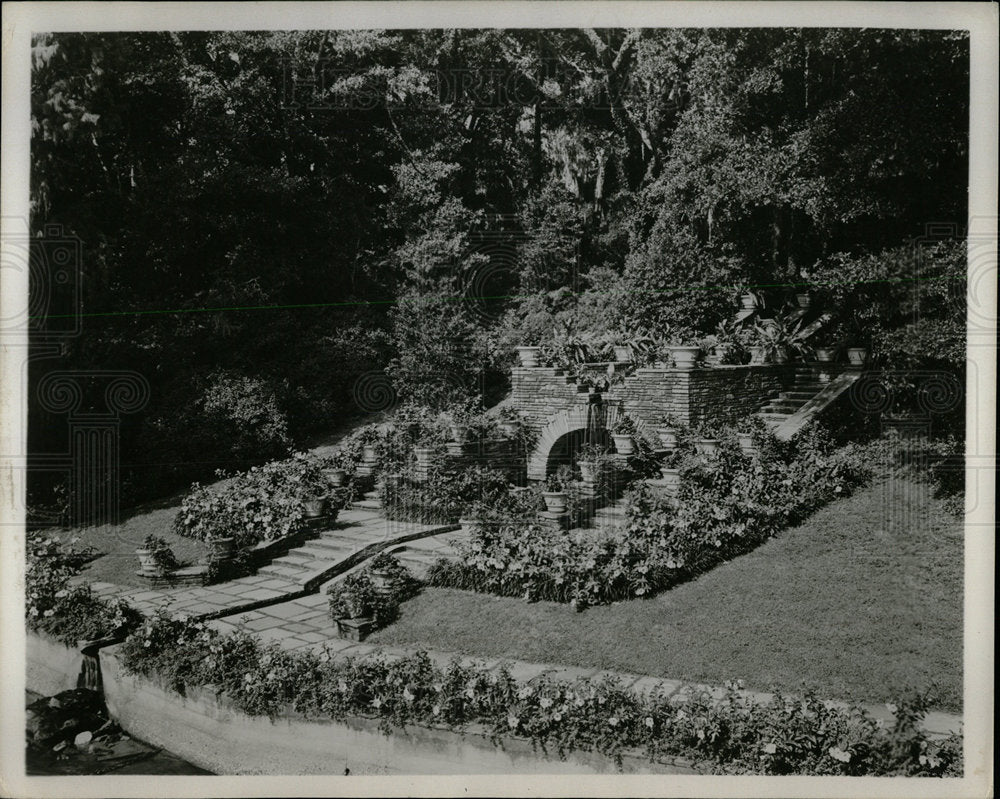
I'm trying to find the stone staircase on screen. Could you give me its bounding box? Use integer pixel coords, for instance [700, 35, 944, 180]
[757, 365, 863, 440]
[255, 506, 459, 591]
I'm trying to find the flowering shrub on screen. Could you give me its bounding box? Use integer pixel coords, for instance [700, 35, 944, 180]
[118, 613, 961, 775]
[327, 555, 419, 627]
[173, 451, 347, 548]
[431, 423, 876, 609]
[26, 533, 142, 645]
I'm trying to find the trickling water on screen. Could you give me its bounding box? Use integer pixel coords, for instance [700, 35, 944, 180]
[79, 653, 101, 691]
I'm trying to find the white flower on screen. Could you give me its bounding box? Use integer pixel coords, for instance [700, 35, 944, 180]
[763, 742, 777, 754]
[143, 640, 151, 648]
[608, 717, 619, 727]
[884, 703, 898, 714]
[676, 709, 688, 721]
[507, 714, 519, 729]
[539, 697, 553, 709]
[43, 609, 55, 617]
[371, 697, 383, 709]
[338, 680, 348, 692]
[54, 589, 68, 598]
[696, 728, 705, 740]
[402, 687, 415, 703]
[553, 712, 562, 722]
[644, 716, 654, 729]
[517, 686, 533, 700]
[432, 704, 441, 717]
[828, 746, 852, 763]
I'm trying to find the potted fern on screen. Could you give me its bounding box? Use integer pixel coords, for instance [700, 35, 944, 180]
[542, 466, 573, 514]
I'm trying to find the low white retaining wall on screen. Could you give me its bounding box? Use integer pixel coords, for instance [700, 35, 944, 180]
[99, 645, 698, 776]
[26, 630, 84, 696]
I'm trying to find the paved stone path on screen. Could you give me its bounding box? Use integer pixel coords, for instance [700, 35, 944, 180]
[83, 510, 459, 621]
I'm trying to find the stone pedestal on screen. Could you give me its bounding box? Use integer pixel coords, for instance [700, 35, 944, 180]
[539, 511, 570, 531]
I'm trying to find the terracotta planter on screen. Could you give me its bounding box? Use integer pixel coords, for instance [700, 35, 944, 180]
[516, 346, 542, 367]
[302, 497, 327, 518]
[612, 433, 636, 456]
[847, 347, 868, 366]
[693, 438, 720, 455]
[740, 293, 757, 310]
[814, 348, 836, 363]
[207, 536, 235, 562]
[669, 346, 701, 370]
[324, 468, 347, 487]
[542, 491, 568, 514]
[658, 428, 678, 449]
[748, 345, 768, 364]
[613, 345, 632, 362]
[577, 460, 598, 483]
[413, 447, 435, 466]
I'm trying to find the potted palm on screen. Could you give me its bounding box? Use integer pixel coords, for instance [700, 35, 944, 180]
[610, 414, 637, 456]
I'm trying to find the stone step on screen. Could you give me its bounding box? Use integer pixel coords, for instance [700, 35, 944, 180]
[762, 403, 806, 413]
[297, 541, 355, 559]
[259, 561, 312, 580]
[780, 390, 821, 399]
[352, 500, 381, 510]
[758, 412, 790, 422]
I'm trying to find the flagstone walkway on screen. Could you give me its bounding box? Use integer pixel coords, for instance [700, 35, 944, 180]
[83, 509, 460, 621]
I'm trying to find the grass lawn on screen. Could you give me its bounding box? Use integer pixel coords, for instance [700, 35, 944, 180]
[372, 476, 963, 711]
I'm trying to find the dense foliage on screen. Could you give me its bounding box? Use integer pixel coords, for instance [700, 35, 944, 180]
[118, 612, 961, 775]
[172, 452, 351, 548]
[26, 534, 142, 644]
[29, 29, 968, 516]
[429, 423, 876, 609]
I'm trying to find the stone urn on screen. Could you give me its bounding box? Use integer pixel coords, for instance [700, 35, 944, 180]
[611, 433, 636, 456]
[736, 433, 757, 456]
[847, 347, 869, 366]
[324, 467, 347, 487]
[516, 346, 542, 368]
[302, 497, 327, 518]
[577, 460, 599, 483]
[693, 438, 720, 456]
[613, 345, 632, 362]
[658, 428, 679, 450]
[542, 491, 568, 514]
[814, 348, 836, 363]
[669, 346, 701, 371]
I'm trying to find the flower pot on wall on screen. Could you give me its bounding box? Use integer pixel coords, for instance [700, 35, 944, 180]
[361, 445, 378, 464]
[693, 438, 720, 456]
[814, 348, 836, 363]
[611, 434, 636, 456]
[542, 491, 568, 514]
[658, 429, 678, 450]
[796, 293, 812, 309]
[668, 346, 701, 370]
[748, 346, 768, 365]
[577, 460, 598, 483]
[135, 549, 162, 577]
[449, 424, 469, 443]
[736, 433, 757, 456]
[740, 293, 757, 310]
[613, 345, 632, 362]
[771, 346, 790, 365]
[207, 536, 235, 563]
[659, 468, 681, 493]
[302, 497, 327, 518]
[516, 346, 542, 367]
[324, 468, 347, 487]
[847, 347, 869, 366]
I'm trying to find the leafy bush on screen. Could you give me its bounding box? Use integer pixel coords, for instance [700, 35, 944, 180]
[26, 534, 142, 645]
[140, 535, 179, 572]
[118, 613, 962, 775]
[380, 464, 515, 524]
[173, 451, 345, 548]
[199, 370, 293, 461]
[431, 423, 877, 609]
[327, 555, 418, 628]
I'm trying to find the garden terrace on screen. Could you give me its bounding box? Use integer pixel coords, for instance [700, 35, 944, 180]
[511, 361, 861, 481]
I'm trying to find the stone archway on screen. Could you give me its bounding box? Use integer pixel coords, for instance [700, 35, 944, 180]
[525, 403, 657, 481]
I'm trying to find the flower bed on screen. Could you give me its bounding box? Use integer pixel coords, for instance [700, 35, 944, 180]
[429, 422, 876, 610]
[26, 533, 142, 646]
[378, 464, 519, 525]
[114, 613, 960, 776]
[172, 452, 352, 549]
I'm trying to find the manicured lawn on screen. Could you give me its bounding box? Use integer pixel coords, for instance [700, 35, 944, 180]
[372, 476, 963, 711]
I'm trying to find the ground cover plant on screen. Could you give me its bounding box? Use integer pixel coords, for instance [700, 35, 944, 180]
[117, 612, 961, 776]
[26, 533, 142, 645]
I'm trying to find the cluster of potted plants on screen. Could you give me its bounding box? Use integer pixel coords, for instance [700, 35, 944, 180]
[610, 414, 638, 455]
[327, 553, 417, 641]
